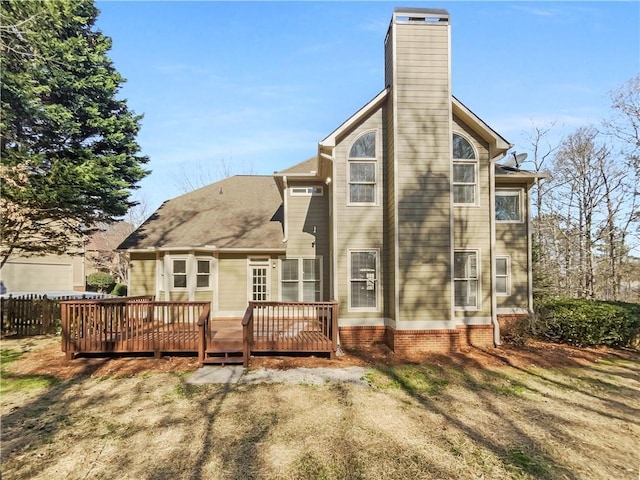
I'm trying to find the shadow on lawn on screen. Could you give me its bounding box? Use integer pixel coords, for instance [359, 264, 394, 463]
[348, 345, 639, 480]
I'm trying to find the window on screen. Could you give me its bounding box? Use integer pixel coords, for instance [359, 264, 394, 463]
[280, 257, 322, 301]
[454, 251, 479, 308]
[495, 190, 522, 222]
[196, 260, 210, 288]
[172, 259, 187, 289]
[496, 256, 510, 295]
[291, 186, 323, 196]
[453, 134, 477, 205]
[169, 257, 211, 291]
[349, 250, 378, 310]
[348, 131, 376, 204]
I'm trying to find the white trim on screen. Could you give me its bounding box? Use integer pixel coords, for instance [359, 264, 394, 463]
[497, 307, 529, 315]
[278, 256, 323, 302]
[347, 248, 380, 312]
[169, 256, 189, 292]
[320, 89, 389, 147]
[247, 257, 271, 302]
[346, 130, 379, 207]
[495, 255, 511, 296]
[338, 317, 492, 329]
[495, 189, 524, 223]
[194, 257, 212, 291]
[452, 132, 479, 207]
[290, 186, 324, 197]
[453, 249, 481, 311]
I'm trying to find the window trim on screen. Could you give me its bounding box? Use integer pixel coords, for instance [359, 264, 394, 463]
[347, 130, 378, 206]
[347, 249, 380, 312]
[495, 256, 511, 296]
[452, 133, 479, 206]
[195, 257, 212, 291]
[170, 257, 188, 291]
[495, 189, 524, 223]
[247, 257, 271, 302]
[290, 186, 324, 196]
[166, 255, 213, 292]
[454, 249, 481, 311]
[279, 256, 323, 302]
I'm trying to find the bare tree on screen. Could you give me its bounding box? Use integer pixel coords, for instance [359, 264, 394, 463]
[551, 127, 611, 298]
[172, 158, 256, 194]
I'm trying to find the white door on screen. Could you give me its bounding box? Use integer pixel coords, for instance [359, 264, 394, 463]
[249, 259, 270, 301]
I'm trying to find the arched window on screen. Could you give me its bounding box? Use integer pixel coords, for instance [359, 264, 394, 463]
[348, 131, 377, 204]
[452, 133, 477, 205]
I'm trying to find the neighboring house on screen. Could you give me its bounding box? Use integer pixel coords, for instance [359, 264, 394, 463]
[0, 252, 85, 293]
[85, 221, 134, 283]
[120, 8, 543, 353]
[1, 222, 132, 295]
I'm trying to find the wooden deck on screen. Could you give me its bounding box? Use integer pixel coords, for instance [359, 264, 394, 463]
[61, 299, 338, 367]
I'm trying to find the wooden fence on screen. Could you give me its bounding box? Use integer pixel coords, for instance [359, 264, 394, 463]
[1, 294, 68, 336]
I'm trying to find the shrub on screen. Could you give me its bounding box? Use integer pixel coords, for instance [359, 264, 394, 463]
[534, 297, 640, 348]
[87, 272, 115, 293]
[111, 283, 128, 296]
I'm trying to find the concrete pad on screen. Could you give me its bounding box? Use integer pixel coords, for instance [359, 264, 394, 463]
[186, 365, 245, 384]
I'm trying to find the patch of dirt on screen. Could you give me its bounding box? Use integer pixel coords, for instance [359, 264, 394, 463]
[2, 335, 638, 379]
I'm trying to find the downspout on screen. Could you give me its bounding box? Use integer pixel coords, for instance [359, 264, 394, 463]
[527, 179, 536, 319]
[281, 175, 288, 243]
[321, 150, 343, 355]
[489, 154, 501, 347]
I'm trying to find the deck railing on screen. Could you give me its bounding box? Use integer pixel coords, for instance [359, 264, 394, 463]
[241, 301, 338, 366]
[61, 298, 209, 358]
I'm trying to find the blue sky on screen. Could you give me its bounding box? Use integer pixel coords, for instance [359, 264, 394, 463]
[95, 1, 640, 212]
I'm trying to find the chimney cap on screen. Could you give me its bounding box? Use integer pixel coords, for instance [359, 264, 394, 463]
[393, 7, 449, 22]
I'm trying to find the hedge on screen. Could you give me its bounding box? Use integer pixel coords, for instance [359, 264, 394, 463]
[534, 297, 640, 348]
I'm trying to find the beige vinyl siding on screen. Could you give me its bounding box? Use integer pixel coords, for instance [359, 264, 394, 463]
[497, 187, 530, 308]
[384, 92, 396, 320]
[194, 290, 212, 302]
[393, 20, 452, 322]
[453, 117, 492, 318]
[333, 109, 385, 319]
[129, 252, 156, 297]
[169, 291, 189, 302]
[1, 255, 74, 292]
[217, 253, 249, 311]
[286, 183, 330, 300]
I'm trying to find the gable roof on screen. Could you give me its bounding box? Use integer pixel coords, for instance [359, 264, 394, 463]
[452, 96, 512, 157]
[119, 176, 285, 251]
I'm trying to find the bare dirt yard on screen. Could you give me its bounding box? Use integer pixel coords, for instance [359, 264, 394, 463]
[1, 335, 639, 480]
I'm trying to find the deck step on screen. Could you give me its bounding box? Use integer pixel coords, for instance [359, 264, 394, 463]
[202, 350, 245, 366]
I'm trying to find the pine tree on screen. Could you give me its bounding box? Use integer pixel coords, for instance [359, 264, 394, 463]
[0, 0, 149, 267]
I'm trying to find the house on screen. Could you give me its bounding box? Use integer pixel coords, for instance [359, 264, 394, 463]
[0, 221, 134, 295]
[0, 251, 86, 293]
[120, 8, 542, 354]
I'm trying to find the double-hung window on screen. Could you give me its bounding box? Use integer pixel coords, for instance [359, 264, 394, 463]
[453, 134, 478, 205]
[348, 131, 377, 205]
[169, 257, 211, 291]
[280, 257, 322, 302]
[495, 190, 522, 222]
[172, 259, 187, 289]
[454, 251, 479, 308]
[349, 250, 378, 310]
[495, 256, 510, 295]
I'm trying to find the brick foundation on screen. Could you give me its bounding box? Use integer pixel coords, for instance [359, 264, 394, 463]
[338, 326, 386, 347]
[339, 324, 495, 353]
[497, 313, 530, 338]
